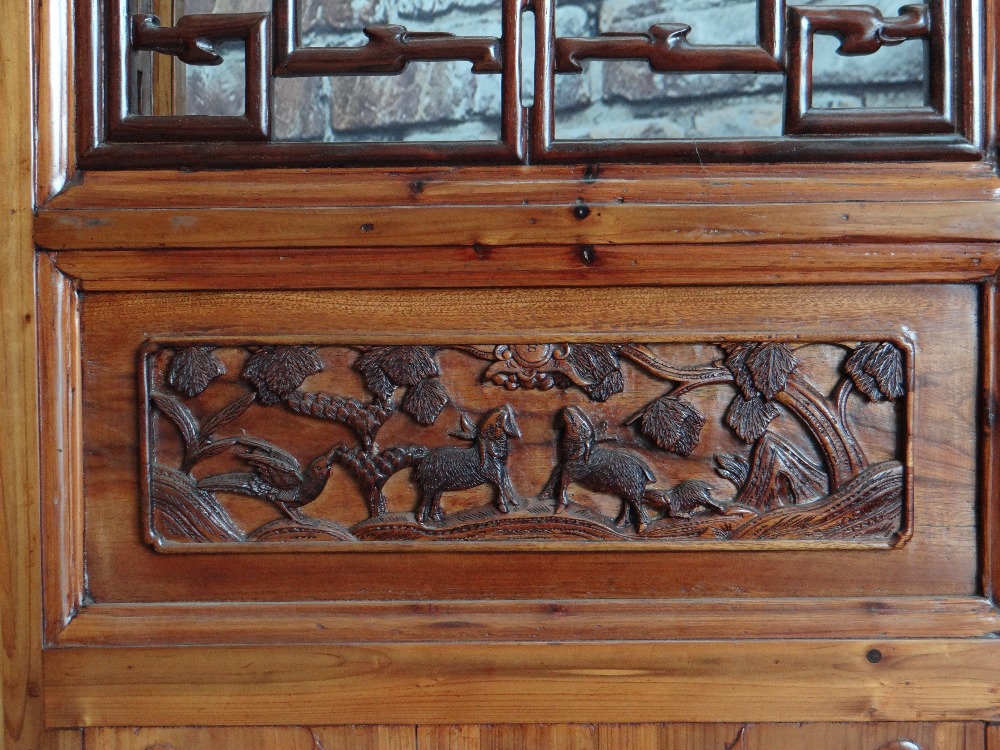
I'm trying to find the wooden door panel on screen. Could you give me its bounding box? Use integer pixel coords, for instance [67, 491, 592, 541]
[747, 723, 985, 750]
[82, 723, 986, 750]
[73, 283, 977, 610]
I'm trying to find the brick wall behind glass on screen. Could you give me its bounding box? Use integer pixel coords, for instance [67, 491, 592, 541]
[182, 0, 928, 141]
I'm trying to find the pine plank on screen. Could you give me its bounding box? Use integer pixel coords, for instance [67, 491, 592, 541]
[747, 722, 984, 750]
[1, 0, 43, 746]
[34, 202, 1000, 252]
[43, 641, 1000, 727]
[84, 726, 417, 750]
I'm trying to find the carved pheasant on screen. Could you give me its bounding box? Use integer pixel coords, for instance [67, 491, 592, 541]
[198, 439, 340, 523]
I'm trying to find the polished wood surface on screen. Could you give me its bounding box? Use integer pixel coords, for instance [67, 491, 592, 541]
[34, 200, 1000, 251]
[42, 641, 1000, 727]
[71, 286, 974, 607]
[139, 340, 906, 547]
[51, 597, 1000, 647]
[80, 0, 980, 167]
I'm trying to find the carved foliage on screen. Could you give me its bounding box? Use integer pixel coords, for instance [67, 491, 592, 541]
[167, 346, 225, 397]
[144, 340, 908, 546]
[243, 346, 323, 405]
[629, 396, 706, 457]
[845, 341, 906, 401]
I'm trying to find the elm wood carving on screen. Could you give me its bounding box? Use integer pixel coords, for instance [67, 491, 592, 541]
[142, 341, 908, 547]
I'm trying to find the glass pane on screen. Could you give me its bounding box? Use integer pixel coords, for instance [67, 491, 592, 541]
[553, 0, 928, 140]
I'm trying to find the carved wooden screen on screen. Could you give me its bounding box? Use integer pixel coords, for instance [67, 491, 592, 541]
[13, 0, 1000, 735]
[80, 0, 982, 167]
[143, 339, 911, 549]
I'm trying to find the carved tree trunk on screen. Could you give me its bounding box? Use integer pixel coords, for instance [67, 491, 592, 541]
[777, 372, 868, 490]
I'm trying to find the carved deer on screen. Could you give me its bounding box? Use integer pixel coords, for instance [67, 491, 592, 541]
[542, 405, 660, 531]
[414, 405, 522, 525]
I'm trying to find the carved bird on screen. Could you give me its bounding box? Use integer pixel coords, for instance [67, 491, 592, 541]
[198, 439, 340, 523]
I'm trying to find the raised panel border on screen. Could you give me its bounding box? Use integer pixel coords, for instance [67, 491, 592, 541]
[36, 251, 1000, 651]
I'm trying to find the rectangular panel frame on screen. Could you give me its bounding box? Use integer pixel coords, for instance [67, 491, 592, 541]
[530, 0, 981, 163]
[79, 0, 528, 168]
[36, 253, 999, 646]
[135, 334, 916, 553]
[75, 0, 984, 168]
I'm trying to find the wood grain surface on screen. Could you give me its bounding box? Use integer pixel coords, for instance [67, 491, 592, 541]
[14, 0, 1000, 740]
[40, 163, 1000, 210]
[37, 258, 84, 642]
[34, 201, 1000, 251]
[1, 0, 44, 747]
[52, 597, 1000, 647]
[75, 284, 976, 605]
[43, 641, 1000, 726]
[139, 339, 907, 548]
[48, 244, 1000, 293]
[80, 723, 988, 750]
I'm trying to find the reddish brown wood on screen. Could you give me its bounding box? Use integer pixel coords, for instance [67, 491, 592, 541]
[73, 0, 984, 168]
[34, 200, 1000, 251]
[36, 257, 84, 643]
[108, 12, 270, 142]
[51, 597, 1000, 647]
[19, 0, 1000, 742]
[274, 21, 502, 75]
[39, 641, 1000, 726]
[40, 163, 1000, 209]
[140, 340, 906, 548]
[554, 0, 784, 73]
[785, 4, 949, 136]
[982, 283, 1000, 605]
[64, 284, 975, 606]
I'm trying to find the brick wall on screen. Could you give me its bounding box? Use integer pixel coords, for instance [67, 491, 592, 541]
[182, 0, 927, 142]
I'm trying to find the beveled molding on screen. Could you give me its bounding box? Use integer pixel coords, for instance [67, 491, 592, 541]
[33, 165, 1000, 256]
[34, 251, 1000, 653]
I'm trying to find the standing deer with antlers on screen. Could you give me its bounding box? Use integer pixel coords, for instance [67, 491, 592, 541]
[413, 405, 522, 525]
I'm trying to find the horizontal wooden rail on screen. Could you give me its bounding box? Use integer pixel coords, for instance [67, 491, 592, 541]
[51, 597, 1000, 647]
[44, 639, 1000, 727]
[33, 202, 1000, 251]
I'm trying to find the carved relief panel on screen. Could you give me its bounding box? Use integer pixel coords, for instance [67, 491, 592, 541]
[73, 284, 976, 605]
[143, 339, 910, 548]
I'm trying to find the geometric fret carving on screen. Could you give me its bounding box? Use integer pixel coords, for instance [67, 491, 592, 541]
[272, 0, 504, 77]
[554, 24, 783, 73]
[785, 4, 950, 135]
[142, 340, 910, 549]
[554, 0, 784, 73]
[113, 12, 270, 142]
[273, 24, 503, 76]
[82, 0, 977, 166]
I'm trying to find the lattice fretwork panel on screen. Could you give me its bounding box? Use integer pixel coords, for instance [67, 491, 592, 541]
[85, 0, 979, 166]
